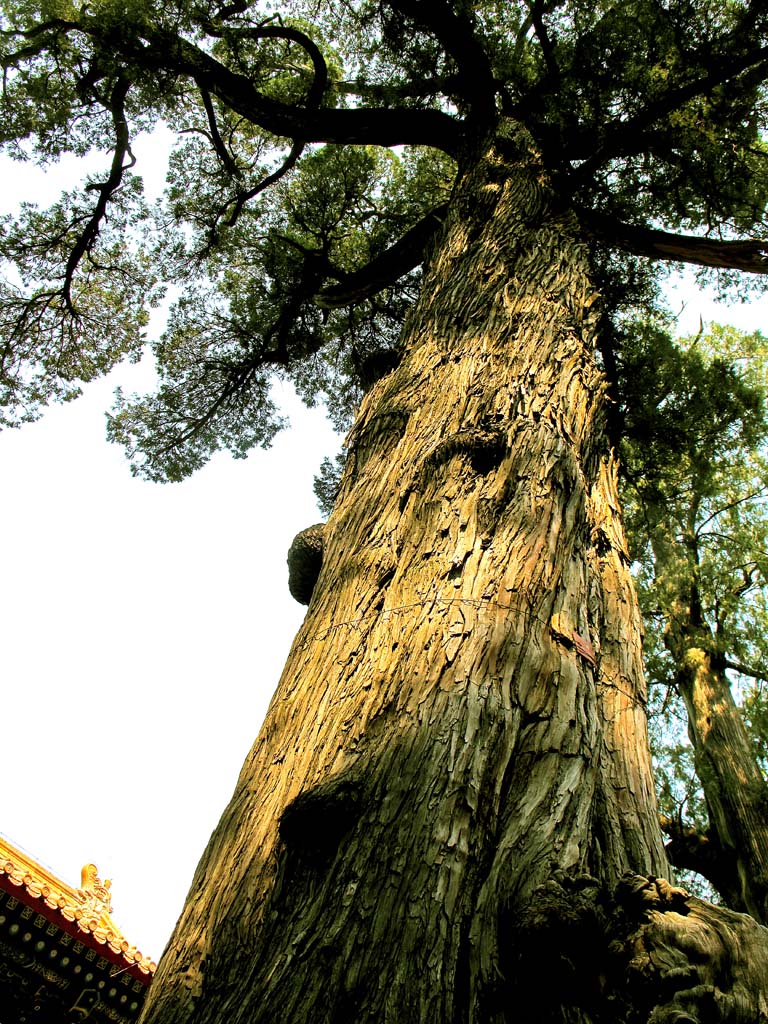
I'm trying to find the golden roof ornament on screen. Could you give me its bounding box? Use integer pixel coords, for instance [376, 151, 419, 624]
[76, 862, 114, 918]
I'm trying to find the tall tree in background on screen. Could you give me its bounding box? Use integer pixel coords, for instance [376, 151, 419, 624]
[620, 324, 768, 921]
[3, 1, 768, 1021]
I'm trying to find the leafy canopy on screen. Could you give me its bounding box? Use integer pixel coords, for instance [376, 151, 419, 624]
[1, 0, 768, 478]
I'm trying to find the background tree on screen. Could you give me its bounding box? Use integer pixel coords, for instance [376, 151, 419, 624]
[3, 1, 768, 1022]
[620, 322, 768, 921]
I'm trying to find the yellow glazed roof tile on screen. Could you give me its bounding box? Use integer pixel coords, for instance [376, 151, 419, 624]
[0, 835, 156, 977]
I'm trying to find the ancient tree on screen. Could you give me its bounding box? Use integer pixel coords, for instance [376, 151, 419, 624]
[3, 0, 768, 1020]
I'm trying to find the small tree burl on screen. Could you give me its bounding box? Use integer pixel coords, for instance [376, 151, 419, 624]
[287, 523, 325, 605]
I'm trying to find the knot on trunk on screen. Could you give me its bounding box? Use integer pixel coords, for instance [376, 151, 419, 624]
[497, 873, 608, 1018]
[279, 779, 361, 868]
[287, 523, 325, 605]
[614, 873, 768, 1024]
[425, 426, 507, 477]
[615, 873, 691, 916]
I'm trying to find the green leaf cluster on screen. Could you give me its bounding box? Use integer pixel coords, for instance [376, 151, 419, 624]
[104, 140, 451, 479]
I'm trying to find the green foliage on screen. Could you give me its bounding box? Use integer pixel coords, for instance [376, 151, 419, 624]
[649, 695, 704, 825]
[313, 451, 344, 517]
[621, 323, 768, 630]
[620, 321, 766, 528]
[0, 182, 158, 426]
[1, 0, 768, 479]
[743, 682, 768, 770]
[519, 0, 768, 233]
[103, 140, 447, 478]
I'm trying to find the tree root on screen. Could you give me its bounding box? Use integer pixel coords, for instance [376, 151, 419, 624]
[615, 874, 768, 1023]
[496, 872, 768, 1023]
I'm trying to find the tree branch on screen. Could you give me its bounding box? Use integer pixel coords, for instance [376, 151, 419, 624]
[529, 0, 560, 85]
[723, 658, 768, 684]
[695, 488, 768, 538]
[383, 0, 497, 126]
[660, 814, 739, 907]
[203, 23, 329, 110]
[316, 203, 449, 309]
[579, 207, 768, 274]
[334, 74, 462, 104]
[196, 84, 241, 177]
[1, 17, 79, 46]
[105, 19, 461, 156]
[194, 25, 329, 230]
[573, 42, 768, 179]
[224, 139, 304, 228]
[62, 74, 135, 309]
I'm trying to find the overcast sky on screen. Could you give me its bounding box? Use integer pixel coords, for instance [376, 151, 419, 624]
[1, 132, 767, 963]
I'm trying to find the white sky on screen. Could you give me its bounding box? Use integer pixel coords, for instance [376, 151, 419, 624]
[0, 130, 341, 960]
[1, 129, 767, 963]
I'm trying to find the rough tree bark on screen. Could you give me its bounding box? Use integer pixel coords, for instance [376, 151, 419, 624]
[139, 126, 768, 1023]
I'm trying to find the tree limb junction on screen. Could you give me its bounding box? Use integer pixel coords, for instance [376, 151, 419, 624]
[317, 203, 450, 308]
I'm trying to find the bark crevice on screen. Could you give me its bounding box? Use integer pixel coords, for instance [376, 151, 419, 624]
[279, 778, 363, 865]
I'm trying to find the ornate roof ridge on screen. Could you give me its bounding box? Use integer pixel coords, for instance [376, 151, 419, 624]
[0, 834, 156, 976]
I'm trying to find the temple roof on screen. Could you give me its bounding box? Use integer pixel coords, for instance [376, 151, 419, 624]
[0, 834, 156, 977]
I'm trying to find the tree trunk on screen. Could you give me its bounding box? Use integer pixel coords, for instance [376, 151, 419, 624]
[137, 127, 761, 1023]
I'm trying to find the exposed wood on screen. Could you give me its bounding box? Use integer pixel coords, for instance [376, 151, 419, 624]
[617, 873, 768, 1023]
